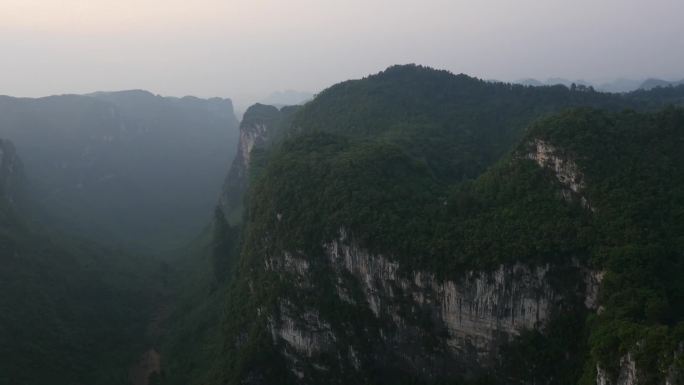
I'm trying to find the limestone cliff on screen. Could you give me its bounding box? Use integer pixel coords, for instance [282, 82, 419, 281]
[222, 130, 609, 384]
[596, 348, 683, 385]
[526, 139, 593, 210]
[219, 104, 297, 222]
[596, 355, 638, 385]
[261, 229, 600, 383]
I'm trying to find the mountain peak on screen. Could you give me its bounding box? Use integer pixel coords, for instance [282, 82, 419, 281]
[89, 89, 156, 99]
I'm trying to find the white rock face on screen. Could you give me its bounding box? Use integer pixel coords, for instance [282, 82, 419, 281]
[584, 269, 604, 310]
[265, 228, 602, 378]
[269, 309, 332, 356]
[597, 363, 609, 385]
[596, 354, 638, 385]
[617, 354, 639, 385]
[596, 348, 683, 385]
[527, 139, 593, 210]
[265, 251, 310, 277]
[528, 139, 584, 193]
[323, 229, 558, 361]
[268, 300, 336, 378]
[239, 123, 269, 168]
[219, 106, 280, 216]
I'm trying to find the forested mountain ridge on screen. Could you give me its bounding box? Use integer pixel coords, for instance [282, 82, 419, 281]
[159, 65, 684, 385]
[0, 91, 239, 250]
[639, 78, 684, 91]
[288, 65, 683, 184]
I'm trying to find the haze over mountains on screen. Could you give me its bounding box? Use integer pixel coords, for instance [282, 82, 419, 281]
[1, 63, 684, 385]
[0, 90, 239, 250]
[2, 0, 684, 384]
[0, 136, 158, 384]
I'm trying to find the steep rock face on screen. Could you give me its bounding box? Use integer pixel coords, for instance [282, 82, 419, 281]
[527, 139, 592, 210]
[219, 104, 287, 222]
[264, 229, 599, 383]
[0, 139, 25, 206]
[268, 300, 335, 364]
[596, 345, 683, 385]
[596, 355, 638, 385]
[325, 231, 555, 353]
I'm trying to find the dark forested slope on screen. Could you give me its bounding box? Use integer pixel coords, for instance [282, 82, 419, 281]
[290, 65, 652, 183]
[160, 65, 684, 385]
[0, 139, 162, 385]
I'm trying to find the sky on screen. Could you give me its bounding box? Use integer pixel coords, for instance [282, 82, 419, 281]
[2, 0, 684, 109]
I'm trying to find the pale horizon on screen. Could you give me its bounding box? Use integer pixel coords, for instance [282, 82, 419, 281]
[2, 0, 684, 108]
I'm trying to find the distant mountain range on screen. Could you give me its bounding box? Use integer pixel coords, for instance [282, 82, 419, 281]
[516, 77, 684, 93]
[639, 78, 684, 90]
[0, 90, 240, 250]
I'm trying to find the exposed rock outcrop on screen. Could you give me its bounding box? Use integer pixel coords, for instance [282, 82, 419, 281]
[219, 104, 284, 222]
[527, 139, 593, 210]
[584, 269, 604, 311]
[596, 344, 683, 385]
[264, 229, 600, 382]
[596, 354, 641, 385]
[269, 300, 335, 357]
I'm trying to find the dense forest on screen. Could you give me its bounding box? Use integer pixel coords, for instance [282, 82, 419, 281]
[158, 66, 684, 385]
[2, 65, 684, 385]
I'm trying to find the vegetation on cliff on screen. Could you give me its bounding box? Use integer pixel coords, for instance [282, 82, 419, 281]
[162, 66, 684, 385]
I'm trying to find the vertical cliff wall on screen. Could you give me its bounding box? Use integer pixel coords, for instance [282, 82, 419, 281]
[260, 229, 600, 384]
[219, 104, 299, 223]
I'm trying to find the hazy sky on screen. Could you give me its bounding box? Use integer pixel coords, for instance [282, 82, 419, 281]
[2, 0, 683, 108]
